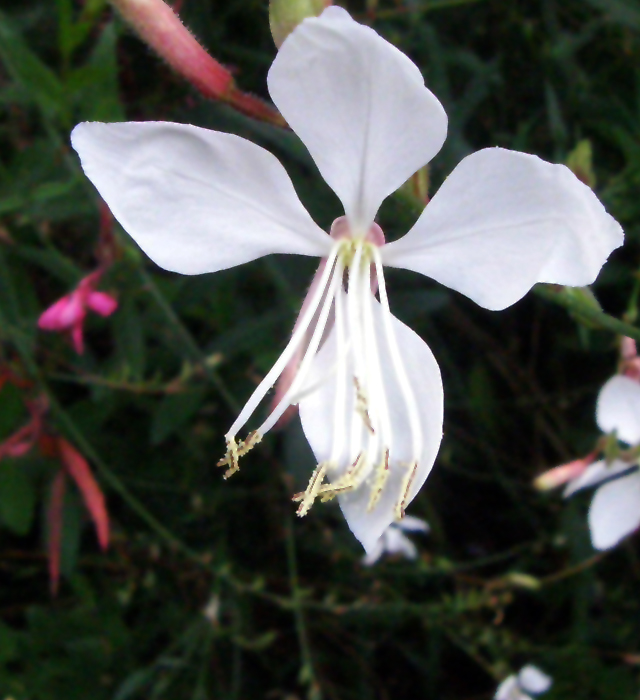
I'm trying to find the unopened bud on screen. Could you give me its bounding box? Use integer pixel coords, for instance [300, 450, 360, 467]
[534, 454, 595, 491]
[621, 336, 638, 361]
[505, 572, 541, 591]
[402, 164, 430, 205]
[110, 0, 286, 125]
[269, 0, 331, 48]
[566, 139, 596, 189]
[111, 0, 233, 98]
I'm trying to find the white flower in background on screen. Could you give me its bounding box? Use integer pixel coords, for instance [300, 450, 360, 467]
[561, 375, 640, 550]
[362, 515, 429, 565]
[70, 7, 622, 553]
[495, 665, 552, 700]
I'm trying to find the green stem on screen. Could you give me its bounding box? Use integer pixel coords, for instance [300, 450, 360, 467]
[284, 515, 322, 700]
[136, 266, 240, 412]
[534, 284, 640, 342]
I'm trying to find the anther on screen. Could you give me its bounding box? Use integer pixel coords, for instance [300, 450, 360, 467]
[394, 461, 419, 519]
[217, 431, 262, 478]
[317, 452, 368, 501]
[217, 435, 239, 475]
[295, 461, 331, 517]
[367, 448, 390, 512]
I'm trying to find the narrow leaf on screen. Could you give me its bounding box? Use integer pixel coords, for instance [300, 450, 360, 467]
[57, 438, 109, 550]
[47, 469, 66, 596]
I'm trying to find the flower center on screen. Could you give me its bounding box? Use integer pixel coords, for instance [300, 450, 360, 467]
[217, 218, 422, 521]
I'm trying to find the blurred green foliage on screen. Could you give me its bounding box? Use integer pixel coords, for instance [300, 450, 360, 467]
[1, 0, 640, 698]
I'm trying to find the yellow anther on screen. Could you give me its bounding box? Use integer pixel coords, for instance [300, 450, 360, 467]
[295, 461, 330, 517]
[367, 448, 390, 512]
[316, 452, 369, 502]
[394, 460, 418, 520]
[217, 431, 262, 479]
[217, 435, 239, 476]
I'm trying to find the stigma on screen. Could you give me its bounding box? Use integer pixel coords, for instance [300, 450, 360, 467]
[217, 217, 423, 521]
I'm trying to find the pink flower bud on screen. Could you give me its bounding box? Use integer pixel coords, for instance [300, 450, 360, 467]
[111, 0, 286, 125]
[111, 0, 233, 98]
[533, 454, 596, 491]
[621, 336, 637, 361]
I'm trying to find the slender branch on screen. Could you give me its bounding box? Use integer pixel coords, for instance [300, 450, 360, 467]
[284, 515, 323, 700]
[136, 266, 240, 412]
[534, 284, 640, 342]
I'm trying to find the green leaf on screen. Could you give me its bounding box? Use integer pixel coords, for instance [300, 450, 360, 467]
[0, 382, 27, 440]
[0, 459, 36, 536]
[0, 10, 67, 122]
[0, 620, 19, 664]
[59, 489, 83, 579]
[113, 668, 156, 700]
[67, 23, 124, 122]
[150, 389, 206, 445]
[113, 297, 146, 381]
[14, 244, 82, 286]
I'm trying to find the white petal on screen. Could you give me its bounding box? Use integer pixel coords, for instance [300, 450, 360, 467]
[382, 148, 623, 311]
[299, 298, 443, 553]
[385, 527, 419, 559]
[268, 7, 447, 230]
[495, 676, 521, 700]
[395, 515, 430, 533]
[596, 375, 640, 445]
[518, 665, 552, 695]
[588, 471, 640, 550]
[71, 121, 331, 274]
[361, 538, 385, 566]
[562, 459, 633, 497]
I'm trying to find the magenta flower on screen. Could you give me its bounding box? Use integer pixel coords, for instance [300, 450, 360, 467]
[38, 269, 117, 354]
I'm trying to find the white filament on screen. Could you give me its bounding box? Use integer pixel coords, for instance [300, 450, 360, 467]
[257, 257, 344, 435]
[226, 245, 340, 438]
[373, 248, 423, 463]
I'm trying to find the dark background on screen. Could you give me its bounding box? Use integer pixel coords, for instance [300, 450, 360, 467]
[1, 0, 640, 698]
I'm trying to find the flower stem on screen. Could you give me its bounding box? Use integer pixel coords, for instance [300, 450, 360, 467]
[136, 266, 240, 412]
[534, 283, 640, 342]
[284, 513, 323, 700]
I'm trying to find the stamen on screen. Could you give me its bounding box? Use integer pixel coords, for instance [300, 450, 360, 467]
[226, 245, 341, 440]
[360, 265, 392, 449]
[256, 257, 345, 435]
[347, 243, 369, 462]
[330, 288, 348, 464]
[218, 431, 263, 477]
[373, 249, 423, 462]
[318, 451, 369, 502]
[217, 435, 239, 475]
[367, 448, 390, 512]
[294, 461, 331, 517]
[395, 460, 418, 519]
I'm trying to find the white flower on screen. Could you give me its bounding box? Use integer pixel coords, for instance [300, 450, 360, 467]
[563, 375, 640, 550]
[362, 515, 429, 565]
[69, 7, 623, 553]
[495, 665, 552, 700]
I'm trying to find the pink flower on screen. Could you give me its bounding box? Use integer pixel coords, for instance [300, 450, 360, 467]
[38, 270, 117, 354]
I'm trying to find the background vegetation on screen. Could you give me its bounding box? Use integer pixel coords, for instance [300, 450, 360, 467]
[1, 0, 640, 697]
